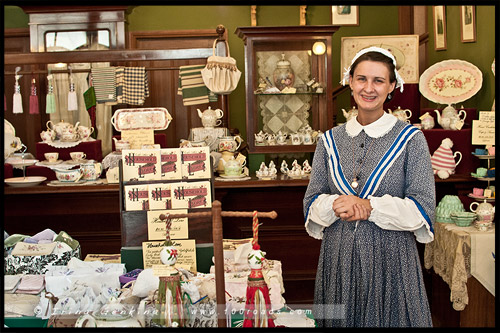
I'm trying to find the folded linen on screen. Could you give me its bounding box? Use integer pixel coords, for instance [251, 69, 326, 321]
[16, 274, 45, 295]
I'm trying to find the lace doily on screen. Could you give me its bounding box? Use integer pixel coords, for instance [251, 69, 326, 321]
[102, 152, 122, 170]
[424, 222, 471, 311]
[43, 137, 96, 148]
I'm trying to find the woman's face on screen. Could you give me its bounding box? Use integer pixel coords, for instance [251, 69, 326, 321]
[349, 60, 396, 114]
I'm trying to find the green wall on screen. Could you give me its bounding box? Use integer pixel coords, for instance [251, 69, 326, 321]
[427, 5, 495, 112]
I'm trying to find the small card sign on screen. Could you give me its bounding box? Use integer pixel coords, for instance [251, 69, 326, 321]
[180, 146, 211, 179]
[147, 209, 188, 241]
[171, 181, 212, 209]
[160, 148, 182, 180]
[142, 239, 196, 271]
[121, 129, 155, 150]
[122, 149, 161, 181]
[478, 111, 495, 122]
[124, 184, 150, 211]
[148, 183, 173, 210]
[472, 119, 495, 145]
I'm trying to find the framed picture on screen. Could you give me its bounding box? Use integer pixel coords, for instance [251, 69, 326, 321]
[331, 6, 359, 26]
[460, 5, 476, 42]
[433, 6, 447, 50]
[340, 34, 420, 84]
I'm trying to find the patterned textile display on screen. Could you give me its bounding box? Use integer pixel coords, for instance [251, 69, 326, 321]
[91, 67, 117, 103]
[123, 67, 149, 105]
[178, 64, 217, 106]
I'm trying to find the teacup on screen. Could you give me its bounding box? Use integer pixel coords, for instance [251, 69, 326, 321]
[54, 168, 83, 182]
[45, 152, 59, 163]
[60, 127, 79, 142]
[472, 187, 484, 197]
[70, 152, 86, 162]
[474, 148, 488, 155]
[475, 167, 488, 177]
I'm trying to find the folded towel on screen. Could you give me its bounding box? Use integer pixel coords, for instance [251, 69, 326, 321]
[11, 242, 56, 256]
[53, 231, 80, 250]
[4, 234, 31, 248]
[178, 64, 212, 106]
[123, 67, 148, 105]
[17, 275, 45, 295]
[4, 274, 23, 292]
[91, 67, 117, 103]
[32, 228, 57, 242]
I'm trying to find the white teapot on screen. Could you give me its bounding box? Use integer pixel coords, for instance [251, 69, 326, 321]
[389, 106, 412, 123]
[470, 200, 495, 223]
[47, 120, 79, 140]
[197, 106, 223, 128]
[434, 105, 466, 130]
[342, 106, 358, 122]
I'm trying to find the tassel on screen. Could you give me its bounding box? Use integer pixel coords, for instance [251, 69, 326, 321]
[67, 66, 78, 111]
[29, 78, 39, 114]
[46, 74, 56, 114]
[13, 68, 23, 114]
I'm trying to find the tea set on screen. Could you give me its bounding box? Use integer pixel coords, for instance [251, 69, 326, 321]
[436, 195, 494, 230]
[53, 161, 102, 183]
[254, 125, 321, 146]
[41, 120, 94, 143]
[388, 106, 412, 123]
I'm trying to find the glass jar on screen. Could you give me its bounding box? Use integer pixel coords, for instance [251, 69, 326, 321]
[273, 53, 295, 91]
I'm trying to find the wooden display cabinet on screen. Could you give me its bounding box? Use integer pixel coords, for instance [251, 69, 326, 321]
[235, 26, 339, 153]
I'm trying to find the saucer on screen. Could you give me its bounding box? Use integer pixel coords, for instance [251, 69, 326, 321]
[220, 174, 247, 179]
[472, 153, 494, 159]
[47, 179, 87, 186]
[63, 159, 88, 165]
[40, 159, 63, 165]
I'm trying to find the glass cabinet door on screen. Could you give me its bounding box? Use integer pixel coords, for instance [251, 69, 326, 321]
[236, 26, 338, 153]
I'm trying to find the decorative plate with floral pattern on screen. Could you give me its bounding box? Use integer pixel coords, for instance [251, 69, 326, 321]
[419, 59, 483, 105]
[111, 107, 172, 131]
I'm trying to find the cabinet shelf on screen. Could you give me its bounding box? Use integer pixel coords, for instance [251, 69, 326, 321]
[249, 144, 316, 154]
[254, 92, 324, 96]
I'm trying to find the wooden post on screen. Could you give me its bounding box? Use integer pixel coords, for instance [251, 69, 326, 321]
[211, 200, 226, 328]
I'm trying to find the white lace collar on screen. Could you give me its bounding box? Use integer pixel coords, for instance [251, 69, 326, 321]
[345, 112, 397, 138]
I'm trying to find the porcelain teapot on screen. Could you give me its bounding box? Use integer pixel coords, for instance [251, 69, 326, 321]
[434, 105, 466, 130]
[342, 106, 358, 122]
[197, 106, 224, 128]
[75, 298, 145, 328]
[223, 156, 246, 177]
[470, 200, 495, 223]
[113, 137, 131, 152]
[419, 112, 435, 130]
[254, 131, 268, 145]
[218, 135, 242, 152]
[47, 120, 79, 139]
[389, 106, 412, 123]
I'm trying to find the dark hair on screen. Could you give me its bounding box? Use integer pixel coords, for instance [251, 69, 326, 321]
[349, 51, 397, 102]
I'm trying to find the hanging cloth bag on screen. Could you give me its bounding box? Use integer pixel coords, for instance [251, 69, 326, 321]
[201, 39, 241, 95]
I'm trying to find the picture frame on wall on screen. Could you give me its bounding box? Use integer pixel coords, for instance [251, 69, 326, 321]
[460, 5, 476, 43]
[340, 34, 420, 84]
[433, 6, 447, 50]
[331, 6, 359, 26]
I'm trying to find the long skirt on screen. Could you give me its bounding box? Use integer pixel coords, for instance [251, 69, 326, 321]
[313, 220, 432, 327]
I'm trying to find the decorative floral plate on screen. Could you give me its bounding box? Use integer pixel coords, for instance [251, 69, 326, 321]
[419, 59, 483, 105]
[111, 107, 172, 131]
[5, 176, 47, 187]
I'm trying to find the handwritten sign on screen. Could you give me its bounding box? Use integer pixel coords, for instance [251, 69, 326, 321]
[472, 120, 495, 145]
[478, 111, 495, 122]
[121, 129, 154, 149]
[142, 239, 196, 271]
[147, 209, 188, 241]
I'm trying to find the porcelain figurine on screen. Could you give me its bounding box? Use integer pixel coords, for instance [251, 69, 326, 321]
[419, 112, 435, 130]
[280, 160, 289, 175]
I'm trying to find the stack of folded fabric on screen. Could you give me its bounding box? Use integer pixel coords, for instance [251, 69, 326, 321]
[4, 274, 23, 293]
[16, 275, 45, 295]
[178, 64, 217, 106]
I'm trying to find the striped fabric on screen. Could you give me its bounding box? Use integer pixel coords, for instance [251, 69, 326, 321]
[115, 67, 124, 104]
[123, 67, 149, 105]
[178, 64, 214, 106]
[91, 67, 116, 103]
[431, 145, 457, 171]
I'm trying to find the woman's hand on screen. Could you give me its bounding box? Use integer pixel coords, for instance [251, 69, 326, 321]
[332, 195, 372, 221]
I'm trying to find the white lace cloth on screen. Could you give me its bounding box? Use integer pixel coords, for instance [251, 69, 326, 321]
[102, 152, 122, 169]
[424, 222, 496, 310]
[42, 137, 96, 148]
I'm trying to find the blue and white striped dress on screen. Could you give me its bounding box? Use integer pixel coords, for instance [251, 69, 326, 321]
[303, 117, 435, 327]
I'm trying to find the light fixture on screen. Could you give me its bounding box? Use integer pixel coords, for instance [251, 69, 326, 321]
[312, 41, 326, 55]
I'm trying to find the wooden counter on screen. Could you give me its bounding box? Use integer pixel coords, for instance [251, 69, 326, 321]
[3, 174, 485, 311]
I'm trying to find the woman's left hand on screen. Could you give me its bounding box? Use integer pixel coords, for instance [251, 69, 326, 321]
[332, 195, 372, 221]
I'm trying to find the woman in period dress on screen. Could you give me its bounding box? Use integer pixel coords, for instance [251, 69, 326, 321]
[303, 47, 435, 327]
